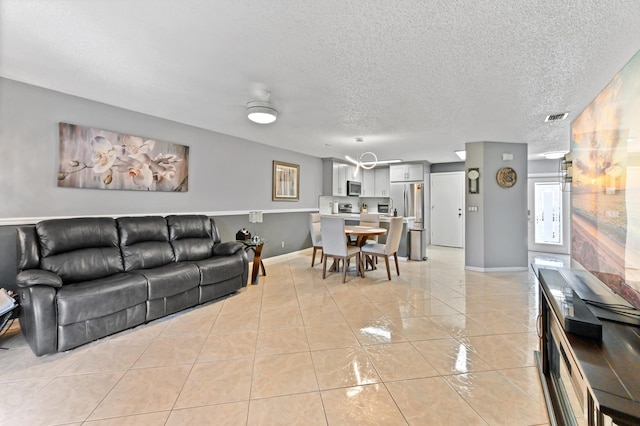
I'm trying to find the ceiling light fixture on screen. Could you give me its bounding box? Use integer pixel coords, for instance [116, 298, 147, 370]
[247, 100, 278, 124]
[455, 150, 466, 160]
[345, 138, 401, 177]
[543, 151, 567, 159]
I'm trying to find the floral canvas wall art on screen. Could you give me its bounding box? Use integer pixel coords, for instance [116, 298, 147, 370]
[57, 123, 189, 192]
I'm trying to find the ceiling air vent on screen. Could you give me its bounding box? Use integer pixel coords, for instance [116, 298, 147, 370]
[545, 113, 568, 122]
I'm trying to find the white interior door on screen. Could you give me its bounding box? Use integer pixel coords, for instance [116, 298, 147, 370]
[431, 172, 464, 247]
[528, 175, 570, 254]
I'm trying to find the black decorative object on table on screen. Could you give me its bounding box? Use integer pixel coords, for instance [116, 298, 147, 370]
[236, 228, 252, 240]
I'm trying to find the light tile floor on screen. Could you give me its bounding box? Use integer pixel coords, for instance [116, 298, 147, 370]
[0, 247, 566, 425]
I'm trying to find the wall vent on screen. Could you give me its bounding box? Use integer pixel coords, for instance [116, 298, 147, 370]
[545, 113, 568, 122]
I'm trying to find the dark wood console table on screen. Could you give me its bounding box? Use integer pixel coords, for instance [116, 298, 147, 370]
[534, 266, 640, 426]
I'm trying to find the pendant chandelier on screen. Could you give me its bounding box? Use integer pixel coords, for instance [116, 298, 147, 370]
[345, 138, 401, 177]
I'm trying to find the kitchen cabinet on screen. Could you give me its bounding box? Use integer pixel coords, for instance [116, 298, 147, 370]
[362, 167, 390, 197]
[374, 167, 390, 196]
[390, 163, 424, 182]
[362, 169, 375, 197]
[332, 162, 347, 195]
[348, 164, 360, 183]
[325, 160, 359, 196]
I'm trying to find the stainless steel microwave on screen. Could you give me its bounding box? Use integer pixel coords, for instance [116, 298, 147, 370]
[347, 180, 361, 196]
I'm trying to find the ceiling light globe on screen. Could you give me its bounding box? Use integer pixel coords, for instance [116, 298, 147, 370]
[247, 101, 278, 124]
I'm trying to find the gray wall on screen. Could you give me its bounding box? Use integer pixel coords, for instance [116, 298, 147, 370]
[0, 78, 322, 217]
[430, 162, 465, 173]
[465, 142, 528, 270]
[0, 78, 323, 290]
[529, 158, 561, 174]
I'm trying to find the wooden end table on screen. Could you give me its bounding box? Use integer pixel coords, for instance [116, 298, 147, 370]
[238, 239, 266, 285]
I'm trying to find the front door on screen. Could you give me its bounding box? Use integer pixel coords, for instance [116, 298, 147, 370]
[431, 172, 464, 247]
[528, 175, 570, 254]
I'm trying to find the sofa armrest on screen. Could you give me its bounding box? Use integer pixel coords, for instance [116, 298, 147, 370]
[213, 241, 244, 256]
[19, 285, 58, 356]
[16, 270, 63, 288]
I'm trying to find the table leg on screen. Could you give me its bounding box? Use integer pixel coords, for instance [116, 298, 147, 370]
[250, 243, 265, 285]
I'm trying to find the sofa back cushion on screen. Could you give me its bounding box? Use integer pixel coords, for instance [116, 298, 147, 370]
[210, 218, 222, 245]
[117, 216, 175, 271]
[17, 226, 40, 270]
[167, 215, 214, 261]
[36, 218, 123, 284]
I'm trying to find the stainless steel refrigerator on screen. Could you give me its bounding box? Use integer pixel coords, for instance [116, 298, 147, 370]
[390, 182, 424, 229]
[391, 182, 427, 260]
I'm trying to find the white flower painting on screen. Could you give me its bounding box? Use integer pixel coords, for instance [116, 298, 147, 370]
[57, 123, 189, 192]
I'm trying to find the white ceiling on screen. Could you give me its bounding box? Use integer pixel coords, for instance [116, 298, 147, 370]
[1, 1, 639, 164]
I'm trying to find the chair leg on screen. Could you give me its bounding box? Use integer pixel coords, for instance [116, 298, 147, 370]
[359, 253, 365, 278]
[311, 247, 317, 267]
[342, 257, 348, 283]
[384, 256, 391, 280]
[322, 254, 328, 279]
[393, 253, 400, 276]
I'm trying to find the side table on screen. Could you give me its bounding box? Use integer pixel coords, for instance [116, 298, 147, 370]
[238, 239, 266, 285]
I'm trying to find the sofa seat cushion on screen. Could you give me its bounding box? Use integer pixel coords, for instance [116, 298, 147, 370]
[57, 272, 148, 326]
[195, 255, 244, 285]
[139, 263, 200, 300]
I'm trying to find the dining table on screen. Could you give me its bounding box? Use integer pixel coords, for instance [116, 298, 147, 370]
[344, 225, 387, 247]
[328, 225, 387, 273]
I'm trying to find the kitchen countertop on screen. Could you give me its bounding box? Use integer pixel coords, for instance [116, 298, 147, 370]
[322, 213, 415, 224]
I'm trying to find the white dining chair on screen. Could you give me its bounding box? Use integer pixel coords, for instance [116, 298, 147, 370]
[309, 213, 323, 267]
[358, 213, 380, 267]
[320, 216, 363, 282]
[359, 213, 380, 244]
[361, 216, 403, 280]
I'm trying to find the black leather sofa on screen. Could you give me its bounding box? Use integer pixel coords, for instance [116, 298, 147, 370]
[16, 214, 249, 356]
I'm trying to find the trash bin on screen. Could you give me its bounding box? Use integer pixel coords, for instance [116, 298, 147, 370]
[410, 229, 427, 261]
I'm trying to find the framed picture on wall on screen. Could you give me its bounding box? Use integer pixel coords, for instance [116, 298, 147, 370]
[57, 122, 189, 192]
[272, 160, 299, 201]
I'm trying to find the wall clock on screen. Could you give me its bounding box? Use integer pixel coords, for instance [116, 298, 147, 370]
[467, 168, 480, 194]
[496, 167, 517, 188]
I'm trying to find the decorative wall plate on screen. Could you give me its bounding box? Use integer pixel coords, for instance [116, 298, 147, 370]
[496, 167, 517, 188]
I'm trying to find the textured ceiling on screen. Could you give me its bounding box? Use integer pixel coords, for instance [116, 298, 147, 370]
[1, 0, 639, 163]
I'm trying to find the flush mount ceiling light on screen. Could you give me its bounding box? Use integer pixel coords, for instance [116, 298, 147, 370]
[345, 138, 401, 177]
[247, 100, 278, 124]
[543, 151, 567, 159]
[455, 150, 466, 160]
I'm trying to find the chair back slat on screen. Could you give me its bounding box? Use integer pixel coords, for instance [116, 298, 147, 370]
[385, 217, 404, 255]
[320, 216, 348, 257]
[359, 213, 380, 228]
[309, 213, 322, 246]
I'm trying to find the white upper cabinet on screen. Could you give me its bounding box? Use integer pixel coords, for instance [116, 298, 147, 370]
[332, 162, 347, 195]
[348, 164, 360, 183]
[374, 167, 390, 196]
[363, 169, 375, 196]
[390, 163, 424, 182]
[362, 167, 390, 197]
[330, 162, 360, 196]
